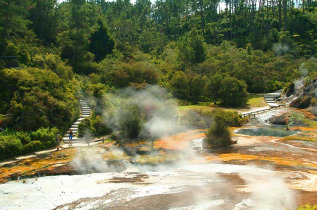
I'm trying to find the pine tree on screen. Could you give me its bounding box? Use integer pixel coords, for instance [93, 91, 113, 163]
[89, 19, 115, 62]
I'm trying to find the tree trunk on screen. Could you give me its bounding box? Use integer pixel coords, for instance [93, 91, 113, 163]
[283, 0, 287, 31]
[278, 0, 282, 30]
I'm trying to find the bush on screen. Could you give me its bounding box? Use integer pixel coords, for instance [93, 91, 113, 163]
[283, 82, 295, 97]
[205, 74, 248, 107]
[30, 127, 57, 148]
[110, 61, 159, 88]
[78, 118, 95, 136]
[22, 141, 44, 153]
[15, 131, 31, 145]
[182, 110, 213, 129]
[0, 127, 58, 160]
[183, 109, 245, 129]
[310, 106, 317, 116]
[0, 136, 22, 159]
[92, 115, 111, 136]
[290, 96, 312, 108]
[204, 118, 233, 149]
[211, 109, 245, 127]
[288, 113, 307, 127]
[0, 68, 79, 132]
[119, 104, 142, 139]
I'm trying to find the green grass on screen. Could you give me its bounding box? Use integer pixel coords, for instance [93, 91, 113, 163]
[247, 94, 267, 107]
[177, 95, 267, 116]
[177, 103, 214, 116]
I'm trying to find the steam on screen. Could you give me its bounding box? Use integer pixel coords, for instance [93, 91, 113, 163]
[272, 43, 289, 56]
[237, 169, 296, 210]
[81, 130, 93, 147]
[70, 86, 297, 210]
[298, 63, 308, 77]
[71, 148, 111, 173]
[103, 85, 181, 139]
[71, 147, 135, 174]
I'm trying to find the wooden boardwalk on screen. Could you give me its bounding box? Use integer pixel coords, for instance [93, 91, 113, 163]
[242, 91, 285, 118]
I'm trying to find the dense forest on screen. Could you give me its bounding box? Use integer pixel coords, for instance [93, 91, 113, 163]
[0, 0, 316, 159]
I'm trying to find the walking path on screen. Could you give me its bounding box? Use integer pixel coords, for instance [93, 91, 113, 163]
[241, 90, 285, 118]
[63, 99, 91, 144]
[0, 99, 93, 167]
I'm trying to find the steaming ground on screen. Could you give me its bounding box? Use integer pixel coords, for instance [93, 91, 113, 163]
[0, 162, 296, 210]
[1, 87, 316, 209]
[0, 137, 303, 210]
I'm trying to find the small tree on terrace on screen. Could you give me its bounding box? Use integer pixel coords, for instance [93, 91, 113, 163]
[204, 115, 233, 149]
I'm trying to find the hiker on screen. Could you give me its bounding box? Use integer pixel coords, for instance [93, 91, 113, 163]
[68, 129, 73, 146]
[56, 134, 60, 151]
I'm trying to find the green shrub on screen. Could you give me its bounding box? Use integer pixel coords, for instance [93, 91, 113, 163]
[92, 115, 111, 136]
[290, 96, 312, 108]
[211, 109, 245, 127]
[183, 109, 245, 129]
[182, 110, 213, 129]
[205, 118, 233, 149]
[0, 141, 5, 160]
[30, 127, 58, 147]
[78, 118, 95, 136]
[310, 106, 317, 116]
[15, 131, 31, 145]
[283, 82, 295, 97]
[22, 141, 44, 153]
[119, 104, 142, 139]
[0, 127, 58, 160]
[289, 113, 307, 127]
[0, 136, 22, 159]
[0, 68, 79, 132]
[205, 74, 248, 107]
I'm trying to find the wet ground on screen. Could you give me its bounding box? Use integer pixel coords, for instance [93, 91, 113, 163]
[0, 108, 316, 210]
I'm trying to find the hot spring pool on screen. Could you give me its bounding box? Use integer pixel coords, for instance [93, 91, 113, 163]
[236, 127, 297, 137]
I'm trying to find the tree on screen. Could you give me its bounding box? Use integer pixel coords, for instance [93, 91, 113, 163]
[0, 0, 32, 56]
[204, 114, 233, 149]
[57, 0, 99, 73]
[0, 68, 79, 131]
[177, 28, 206, 68]
[119, 104, 142, 139]
[220, 75, 248, 106]
[205, 74, 248, 107]
[205, 73, 223, 105]
[29, 0, 58, 43]
[89, 19, 115, 62]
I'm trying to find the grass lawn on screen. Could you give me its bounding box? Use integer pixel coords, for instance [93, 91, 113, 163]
[247, 94, 267, 107]
[177, 94, 267, 116]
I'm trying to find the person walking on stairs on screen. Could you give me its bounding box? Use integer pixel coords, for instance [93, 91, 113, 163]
[68, 129, 73, 146]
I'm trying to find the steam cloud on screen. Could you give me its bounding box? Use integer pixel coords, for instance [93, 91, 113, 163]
[70, 86, 297, 210]
[272, 43, 289, 56]
[103, 85, 181, 139]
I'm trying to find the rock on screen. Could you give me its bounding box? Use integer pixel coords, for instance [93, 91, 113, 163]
[290, 95, 312, 108]
[269, 113, 289, 125]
